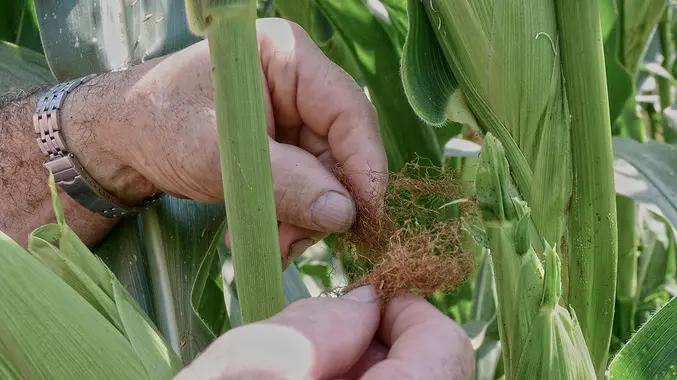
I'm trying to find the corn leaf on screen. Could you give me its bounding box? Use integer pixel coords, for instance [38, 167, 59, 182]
[609, 297, 677, 379]
[113, 281, 183, 380]
[379, 0, 408, 48]
[29, 232, 125, 332]
[34, 0, 201, 81]
[400, 0, 457, 126]
[191, 220, 229, 338]
[613, 137, 677, 229]
[316, 0, 442, 170]
[467, 252, 502, 380]
[0, 40, 53, 92]
[28, 175, 183, 378]
[0, 232, 149, 379]
[621, 0, 669, 73]
[603, 22, 635, 124]
[94, 219, 156, 320]
[0, 0, 42, 53]
[142, 198, 228, 362]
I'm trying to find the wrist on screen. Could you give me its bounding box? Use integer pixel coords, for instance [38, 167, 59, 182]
[56, 72, 160, 207]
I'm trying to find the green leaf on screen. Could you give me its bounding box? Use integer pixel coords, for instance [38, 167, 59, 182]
[114, 281, 183, 380]
[0, 232, 149, 380]
[603, 22, 635, 124]
[470, 250, 496, 323]
[191, 220, 229, 338]
[298, 261, 333, 289]
[400, 0, 457, 126]
[28, 173, 182, 378]
[29, 233, 125, 332]
[94, 219, 156, 322]
[0, 40, 53, 92]
[599, 0, 617, 40]
[621, 0, 668, 73]
[34, 0, 201, 81]
[380, 0, 408, 48]
[283, 264, 312, 303]
[316, 0, 442, 170]
[609, 297, 677, 379]
[141, 198, 228, 363]
[0, 0, 42, 53]
[642, 62, 677, 86]
[613, 137, 677, 228]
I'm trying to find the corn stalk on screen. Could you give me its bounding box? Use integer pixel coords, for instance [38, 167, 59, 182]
[401, 0, 617, 376]
[555, 1, 618, 375]
[185, 0, 285, 323]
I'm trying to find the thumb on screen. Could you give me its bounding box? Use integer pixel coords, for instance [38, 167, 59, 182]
[173, 286, 380, 380]
[269, 138, 356, 233]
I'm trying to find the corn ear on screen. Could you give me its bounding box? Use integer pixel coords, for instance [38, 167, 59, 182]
[476, 134, 595, 379]
[402, 0, 617, 375]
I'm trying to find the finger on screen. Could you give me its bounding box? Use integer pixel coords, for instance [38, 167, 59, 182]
[174, 286, 380, 380]
[361, 294, 475, 380]
[226, 223, 325, 268]
[278, 222, 326, 268]
[257, 18, 388, 204]
[338, 340, 388, 380]
[264, 286, 380, 379]
[270, 139, 356, 232]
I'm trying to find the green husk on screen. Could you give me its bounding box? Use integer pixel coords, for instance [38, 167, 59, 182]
[476, 134, 596, 380]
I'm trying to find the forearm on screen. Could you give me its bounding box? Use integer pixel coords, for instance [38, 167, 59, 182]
[0, 69, 155, 247]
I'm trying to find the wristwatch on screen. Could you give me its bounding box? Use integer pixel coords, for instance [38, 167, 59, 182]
[33, 75, 162, 218]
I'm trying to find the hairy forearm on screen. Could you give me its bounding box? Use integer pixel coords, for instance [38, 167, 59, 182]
[0, 68, 157, 247]
[0, 86, 112, 246]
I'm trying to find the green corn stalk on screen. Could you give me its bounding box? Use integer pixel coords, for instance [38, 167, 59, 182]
[401, 0, 617, 376]
[476, 134, 596, 380]
[185, 0, 285, 323]
[614, 195, 638, 342]
[555, 2, 618, 374]
[658, 6, 673, 112]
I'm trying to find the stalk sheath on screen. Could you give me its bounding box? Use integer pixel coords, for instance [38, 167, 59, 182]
[555, 1, 618, 376]
[188, 0, 286, 323]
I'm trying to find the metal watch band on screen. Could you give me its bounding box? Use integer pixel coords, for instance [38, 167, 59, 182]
[34, 75, 162, 218]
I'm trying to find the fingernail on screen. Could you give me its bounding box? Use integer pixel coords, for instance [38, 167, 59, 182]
[342, 285, 376, 303]
[288, 238, 315, 263]
[311, 191, 356, 231]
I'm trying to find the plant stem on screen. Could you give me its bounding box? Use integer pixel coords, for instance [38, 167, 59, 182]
[142, 209, 182, 357]
[658, 7, 673, 112]
[555, 1, 618, 377]
[615, 195, 638, 342]
[199, 0, 285, 324]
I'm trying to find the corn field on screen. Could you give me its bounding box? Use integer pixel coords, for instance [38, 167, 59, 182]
[1, 0, 677, 379]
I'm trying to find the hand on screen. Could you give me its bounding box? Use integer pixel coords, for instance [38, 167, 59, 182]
[62, 18, 386, 257]
[174, 287, 475, 380]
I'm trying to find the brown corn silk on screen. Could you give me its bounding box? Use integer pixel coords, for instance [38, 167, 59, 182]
[332, 162, 474, 306]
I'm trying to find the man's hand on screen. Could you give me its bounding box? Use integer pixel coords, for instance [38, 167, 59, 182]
[4, 18, 386, 252]
[174, 287, 475, 380]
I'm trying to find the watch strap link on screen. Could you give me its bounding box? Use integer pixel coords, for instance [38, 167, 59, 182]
[35, 75, 162, 218]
